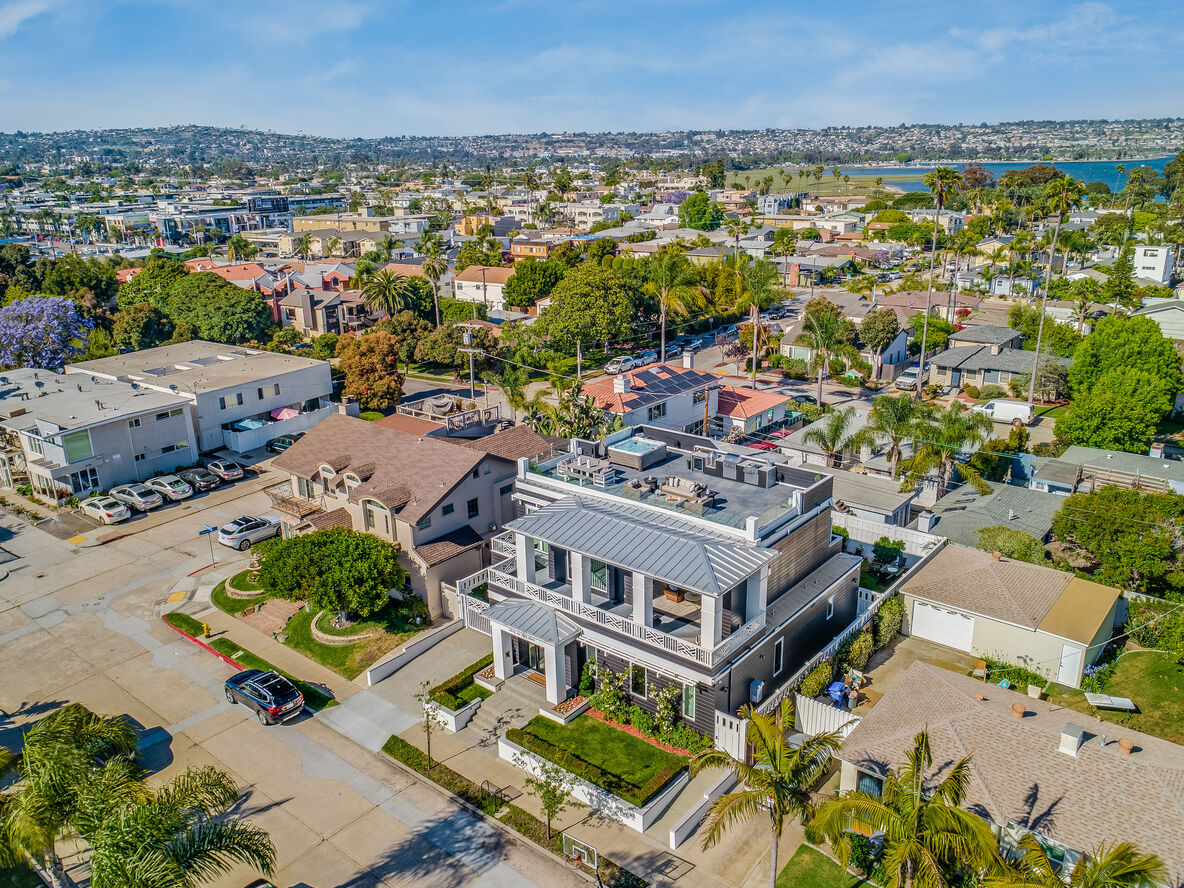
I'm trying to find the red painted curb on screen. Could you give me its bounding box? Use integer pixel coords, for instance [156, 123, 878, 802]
[186, 562, 218, 577]
[161, 616, 243, 669]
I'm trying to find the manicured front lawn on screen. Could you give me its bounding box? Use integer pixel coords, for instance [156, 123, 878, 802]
[777, 845, 862, 888]
[1034, 404, 1069, 421]
[208, 637, 338, 711]
[859, 566, 893, 593]
[210, 579, 271, 616]
[508, 714, 688, 807]
[1049, 650, 1184, 744]
[282, 604, 422, 680]
[455, 683, 493, 705]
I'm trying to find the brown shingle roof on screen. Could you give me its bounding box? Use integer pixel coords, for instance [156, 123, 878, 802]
[452, 265, 515, 285]
[900, 544, 1069, 630]
[270, 413, 486, 525]
[415, 525, 485, 567]
[840, 662, 1184, 885]
[372, 413, 445, 436]
[299, 508, 353, 531]
[458, 425, 560, 462]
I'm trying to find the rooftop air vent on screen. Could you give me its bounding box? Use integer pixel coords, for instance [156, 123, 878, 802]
[1059, 723, 1084, 757]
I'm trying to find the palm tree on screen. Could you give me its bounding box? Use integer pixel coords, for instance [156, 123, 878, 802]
[735, 259, 783, 389]
[807, 731, 1001, 888]
[493, 366, 529, 422]
[295, 232, 312, 259]
[916, 167, 964, 399]
[644, 251, 702, 361]
[326, 235, 342, 258]
[899, 401, 993, 497]
[74, 765, 275, 888]
[378, 234, 399, 261]
[724, 217, 750, 260]
[361, 269, 409, 318]
[415, 231, 448, 326]
[803, 406, 858, 467]
[692, 699, 842, 888]
[797, 310, 859, 405]
[1026, 178, 1084, 406]
[986, 835, 1166, 888]
[0, 704, 139, 888]
[850, 394, 918, 478]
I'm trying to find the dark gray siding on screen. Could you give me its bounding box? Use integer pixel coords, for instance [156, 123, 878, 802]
[767, 510, 833, 601]
[591, 648, 713, 735]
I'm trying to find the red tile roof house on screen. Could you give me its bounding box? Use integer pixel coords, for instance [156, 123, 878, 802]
[714, 386, 797, 436]
[269, 414, 555, 619]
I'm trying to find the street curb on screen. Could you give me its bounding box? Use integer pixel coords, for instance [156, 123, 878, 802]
[160, 615, 243, 669]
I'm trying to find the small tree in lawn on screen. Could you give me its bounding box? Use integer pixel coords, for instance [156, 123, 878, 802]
[414, 680, 444, 770]
[516, 755, 579, 842]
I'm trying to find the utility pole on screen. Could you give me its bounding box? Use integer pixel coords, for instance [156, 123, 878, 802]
[463, 329, 476, 400]
[576, 340, 582, 378]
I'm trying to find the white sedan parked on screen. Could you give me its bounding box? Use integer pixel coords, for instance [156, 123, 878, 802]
[80, 496, 131, 525]
[145, 475, 194, 501]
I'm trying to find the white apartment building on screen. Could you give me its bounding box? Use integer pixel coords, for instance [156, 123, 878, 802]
[68, 341, 335, 453]
[1133, 244, 1175, 284]
[451, 265, 515, 312]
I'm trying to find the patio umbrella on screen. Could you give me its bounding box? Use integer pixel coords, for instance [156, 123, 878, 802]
[270, 406, 300, 421]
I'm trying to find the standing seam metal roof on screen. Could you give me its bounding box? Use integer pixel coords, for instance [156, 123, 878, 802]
[506, 497, 775, 596]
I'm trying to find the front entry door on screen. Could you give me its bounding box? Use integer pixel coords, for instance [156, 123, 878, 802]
[527, 642, 546, 674]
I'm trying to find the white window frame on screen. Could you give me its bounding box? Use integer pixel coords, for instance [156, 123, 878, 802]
[826, 597, 834, 620]
[773, 638, 785, 675]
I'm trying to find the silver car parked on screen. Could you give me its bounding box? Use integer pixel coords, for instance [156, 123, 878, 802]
[217, 515, 282, 551]
[109, 484, 164, 512]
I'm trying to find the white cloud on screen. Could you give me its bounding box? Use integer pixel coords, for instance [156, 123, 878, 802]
[0, 0, 51, 39]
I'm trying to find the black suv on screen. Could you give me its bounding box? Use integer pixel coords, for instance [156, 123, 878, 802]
[224, 669, 304, 725]
[178, 467, 221, 492]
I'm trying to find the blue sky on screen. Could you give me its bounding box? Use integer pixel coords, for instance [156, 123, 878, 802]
[0, 0, 1182, 137]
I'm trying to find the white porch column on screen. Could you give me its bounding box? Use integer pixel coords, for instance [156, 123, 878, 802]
[701, 593, 723, 649]
[543, 643, 566, 704]
[632, 570, 653, 627]
[745, 567, 767, 624]
[492, 625, 513, 680]
[571, 551, 593, 603]
[514, 533, 533, 584]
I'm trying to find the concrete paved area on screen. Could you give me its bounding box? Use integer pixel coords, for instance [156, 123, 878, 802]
[0, 480, 580, 888]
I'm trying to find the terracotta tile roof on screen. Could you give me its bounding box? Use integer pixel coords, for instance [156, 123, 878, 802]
[452, 265, 515, 285]
[269, 413, 486, 525]
[716, 386, 793, 419]
[458, 424, 561, 462]
[582, 364, 716, 413]
[414, 524, 485, 567]
[900, 544, 1070, 630]
[839, 662, 1184, 885]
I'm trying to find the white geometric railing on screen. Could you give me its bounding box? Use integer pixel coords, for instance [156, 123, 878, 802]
[454, 563, 767, 669]
[490, 531, 516, 560]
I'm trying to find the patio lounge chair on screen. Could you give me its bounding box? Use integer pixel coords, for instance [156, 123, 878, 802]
[972, 659, 988, 680]
[1083, 692, 1137, 711]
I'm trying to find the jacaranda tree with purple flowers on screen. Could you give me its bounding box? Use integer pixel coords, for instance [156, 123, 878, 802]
[0, 296, 93, 370]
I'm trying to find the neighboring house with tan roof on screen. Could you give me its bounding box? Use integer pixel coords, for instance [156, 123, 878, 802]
[451, 264, 515, 312]
[268, 413, 524, 617]
[582, 360, 719, 433]
[836, 661, 1184, 885]
[898, 544, 1119, 687]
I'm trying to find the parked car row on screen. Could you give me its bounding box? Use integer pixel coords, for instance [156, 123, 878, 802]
[81, 459, 248, 525]
[603, 336, 709, 374]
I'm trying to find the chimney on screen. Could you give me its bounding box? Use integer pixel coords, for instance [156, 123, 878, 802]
[917, 511, 937, 532]
[613, 375, 630, 394]
[1150, 442, 1166, 459]
[682, 350, 695, 370]
[337, 396, 361, 418]
[992, 551, 1002, 562]
[1059, 722, 1084, 757]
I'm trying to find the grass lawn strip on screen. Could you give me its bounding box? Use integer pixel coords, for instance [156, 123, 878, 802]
[1048, 650, 1184, 744]
[508, 714, 687, 808]
[163, 611, 205, 637]
[776, 845, 863, 888]
[381, 736, 647, 886]
[210, 579, 271, 616]
[208, 637, 338, 710]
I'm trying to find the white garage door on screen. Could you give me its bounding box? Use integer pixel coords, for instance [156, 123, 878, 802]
[911, 601, 975, 652]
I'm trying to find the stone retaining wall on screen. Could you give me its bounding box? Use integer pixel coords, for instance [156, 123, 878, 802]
[310, 610, 375, 645]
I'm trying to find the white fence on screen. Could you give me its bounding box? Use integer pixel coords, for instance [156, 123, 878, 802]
[832, 513, 944, 557]
[794, 693, 861, 739]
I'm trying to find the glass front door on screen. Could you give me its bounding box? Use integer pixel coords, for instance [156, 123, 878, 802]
[527, 643, 546, 673]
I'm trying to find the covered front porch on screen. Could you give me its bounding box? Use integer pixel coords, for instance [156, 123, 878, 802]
[486, 598, 581, 706]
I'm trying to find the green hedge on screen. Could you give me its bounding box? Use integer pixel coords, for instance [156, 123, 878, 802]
[505, 725, 683, 808]
[382, 736, 503, 816]
[874, 595, 905, 649]
[164, 612, 205, 637]
[799, 660, 834, 698]
[430, 654, 494, 710]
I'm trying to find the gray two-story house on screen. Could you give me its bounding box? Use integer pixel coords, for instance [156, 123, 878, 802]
[451, 425, 863, 748]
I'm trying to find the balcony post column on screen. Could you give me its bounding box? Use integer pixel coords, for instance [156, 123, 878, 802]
[543, 643, 565, 704]
[491, 625, 513, 680]
[746, 567, 767, 623]
[701, 593, 723, 649]
[571, 551, 592, 603]
[514, 533, 534, 584]
[632, 571, 653, 627]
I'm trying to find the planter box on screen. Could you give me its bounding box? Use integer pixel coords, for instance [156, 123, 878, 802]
[425, 696, 482, 733]
[498, 736, 690, 833]
[474, 672, 503, 693]
[538, 697, 589, 725]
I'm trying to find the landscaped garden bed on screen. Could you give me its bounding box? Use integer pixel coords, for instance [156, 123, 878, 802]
[430, 655, 495, 709]
[282, 600, 425, 680]
[207, 637, 337, 711]
[506, 714, 688, 808]
[1049, 650, 1184, 744]
[211, 579, 271, 616]
[540, 694, 589, 724]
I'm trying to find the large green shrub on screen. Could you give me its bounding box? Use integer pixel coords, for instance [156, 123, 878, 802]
[253, 527, 406, 617]
[874, 595, 905, 649]
[840, 630, 875, 672]
[799, 660, 834, 698]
